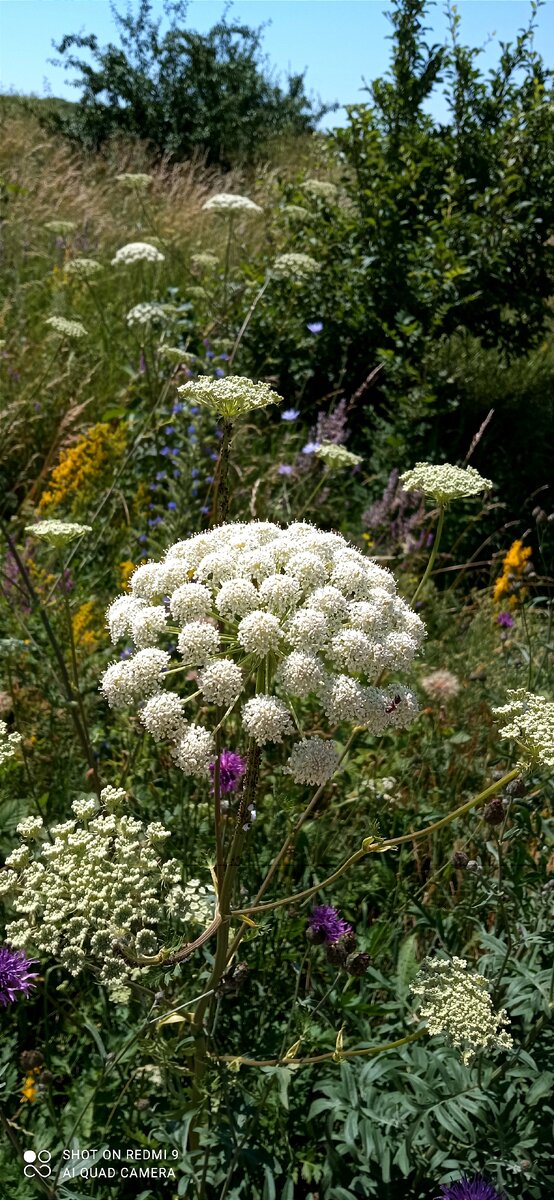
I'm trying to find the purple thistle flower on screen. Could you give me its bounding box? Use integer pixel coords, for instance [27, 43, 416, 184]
[307, 320, 323, 334]
[496, 612, 515, 629]
[210, 750, 247, 795]
[278, 464, 293, 476]
[437, 1178, 503, 1200]
[281, 409, 300, 421]
[309, 905, 353, 944]
[0, 946, 38, 1007]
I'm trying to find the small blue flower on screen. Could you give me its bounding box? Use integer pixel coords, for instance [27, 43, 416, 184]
[206, 350, 215, 360]
[206, 475, 214, 484]
[164, 425, 176, 435]
[307, 320, 323, 334]
[172, 402, 184, 415]
[167, 501, 177, 511]
[148, 516, 163, 527]
[160, 446, 170, 457]
[187, 425, 196, 434]
[139, 534, 148, 544]
[155, 471, 167, 481]
[173, 470, 181, 479]
[190, 405, 200, 415]
[302, 441, 321, 455]
[119, 645, 133, 660]
[278, 464, 293, 476]
[209, 451, 219, 461]
[281, 409, 300, 421]
[200, 505, 210, 514]
[215, 367, 225, 378]
[219, 352, 229, 361]
[191, 468, 199, 479]
[170, 447, 180, 456]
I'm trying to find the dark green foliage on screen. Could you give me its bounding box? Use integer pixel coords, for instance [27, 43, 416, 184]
[43, 0, 331, 166]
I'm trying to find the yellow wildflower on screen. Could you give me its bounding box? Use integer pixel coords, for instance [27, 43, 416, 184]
[119, 560, 136, 590]
[493, 539, 532, 606]
[21, 1067, 41, 1103]
[72, 601, 100, 652]
[39, 423, 126, 515]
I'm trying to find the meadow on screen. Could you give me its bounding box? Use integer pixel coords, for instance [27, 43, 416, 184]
[0, 14, 553, 1197]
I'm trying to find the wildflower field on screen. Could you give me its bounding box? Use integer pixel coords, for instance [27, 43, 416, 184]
[0, 2, 553, 1198]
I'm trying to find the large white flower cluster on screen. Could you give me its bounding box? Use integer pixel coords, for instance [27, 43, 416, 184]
[411, 956, 513, 1065]
[111, 241, 165, 265]
[202, 193, 262, 215]
[272, 253, 319, 281]
[101, 522, 423, 786]
[400, 462, 493, 503]
[0, 789, 198, 1002]
[493, 689, 554, 769]
[45, 316, 87, 339]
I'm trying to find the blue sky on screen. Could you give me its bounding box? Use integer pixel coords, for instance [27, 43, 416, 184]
[0, 1, 553, 128]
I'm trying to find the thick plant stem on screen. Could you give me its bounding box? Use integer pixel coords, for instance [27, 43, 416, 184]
[213, 419, 234, 524]
[411, 504, 445, 605]
[217, 1026, 428, 1069]
[232, 767, 521, 919]
[58, 549, 101, 796]
[189, 742, 261, 1151]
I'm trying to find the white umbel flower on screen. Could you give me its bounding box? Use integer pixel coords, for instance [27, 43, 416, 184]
[272, 253, 319, 280]
[493, 689, 554, 769]
[140, 692, 187, 741]
[258, 573, 302, 615]
[111, 241, 164, 265]
[65, 257, 102, 278]
[287, 737, 340, 785]
[45, 316, 87, 339]
[129, 562, 165, 600]
[202, 193, 262, 215]
[277, 651, 327, 698]
[285, 551, 327, 591]
[238, 611, 282, 656]
[130, 604, 168, 648]
[286, 608, 329, 652]
[126, 302, 167, 327]
[411, 956, 512, 1065]
[0, 721, 22, 768]
[400, 462, 493, 503]
[242, 695, 294, 745]
[170, 583, 213, 624]
[106, 595, 146, 643]
[100, 649, 170, 707]
[25, 520, 92, 547]
[216, 578, 260, 619]
[177, 376, 281, 420]
[173, 725, 215, 777]
[198, 659, 243, 706]
[178, 621, 220, 666]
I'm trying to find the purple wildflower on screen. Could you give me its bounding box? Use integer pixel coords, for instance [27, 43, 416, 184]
[309, 906, 353, 944]
[437, 1178, 503, 1200]
[0, 946, 38, 1007]
[278, 464, 293, 476]
[164, 425, 176, 435]
[173, 470, 181, 479]
[496, 612, 515, 629]
[155, 471, 167, 481]
[200, 505, 210, 515]
[167, 501, 177, 511]
[307, 321, 323, 334]
[210, 750, 246, 794]
[160, 446, 171, 457]
[190, 406, 200, 415]
[219, 353, 229, 361]
[172, 402, 184, 415]
[139, 352, 146, 374]
[302, 441, 321, 455]
[215, 367, 225, 378]
[281, 409, 300, 421]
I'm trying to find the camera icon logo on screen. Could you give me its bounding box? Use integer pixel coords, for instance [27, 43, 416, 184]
[23, 1150, 52, 1178]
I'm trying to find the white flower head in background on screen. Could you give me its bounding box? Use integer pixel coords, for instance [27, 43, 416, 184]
[400, 462, 493, 504]
[272, 253, 320, 281]
[111, 241, 165, 266]
[126, 302, 169, 328]
[115, 173, 153, 189]
[64, 258, 102, 279]
[101, 520, 424, 783]
[177, 376, 282, 420]
[315, 443, 362, 470]
[45, 316, 87, 339]
[493, 689, 554, 769]
[0, 720, 22, 769]
[301, 179, 338, 201]
[25, 520, 92, 547]
[411, 956, 513, 1065]
[421, 670, 460, 701]
[44, 220, 76, 236]
[202, 193, 262, 215]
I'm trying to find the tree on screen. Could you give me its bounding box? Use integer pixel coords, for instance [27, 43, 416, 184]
[43, 0, 332, 166]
